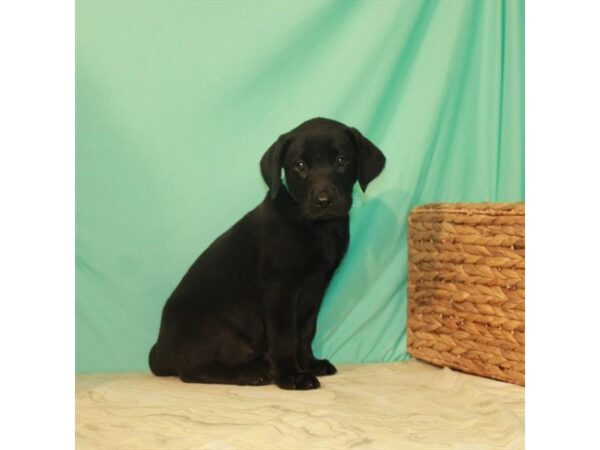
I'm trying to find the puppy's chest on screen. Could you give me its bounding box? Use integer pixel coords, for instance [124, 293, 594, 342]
[264, 221, 349, 273]
[305, 225, 348, 269]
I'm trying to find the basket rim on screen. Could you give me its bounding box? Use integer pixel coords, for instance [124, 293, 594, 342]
[410, 202, 524, 217]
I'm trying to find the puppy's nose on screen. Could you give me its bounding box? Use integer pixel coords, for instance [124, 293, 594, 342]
[316, 190, 332, 207]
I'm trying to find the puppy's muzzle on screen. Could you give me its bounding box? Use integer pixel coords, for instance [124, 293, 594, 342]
[311, 185, 338, 209]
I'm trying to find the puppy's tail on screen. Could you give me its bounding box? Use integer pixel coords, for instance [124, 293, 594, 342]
[148, 344, 174, 376]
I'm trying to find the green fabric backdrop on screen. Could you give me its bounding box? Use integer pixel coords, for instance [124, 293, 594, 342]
[76, 0, 524, 373]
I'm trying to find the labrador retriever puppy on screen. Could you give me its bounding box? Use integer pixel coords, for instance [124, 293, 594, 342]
[149, 117, 385, 389]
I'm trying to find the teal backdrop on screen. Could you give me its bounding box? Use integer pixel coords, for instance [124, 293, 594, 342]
[76, 0, 524, 373]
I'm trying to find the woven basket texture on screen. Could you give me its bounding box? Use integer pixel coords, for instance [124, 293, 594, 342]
[407, 202, 525, 385]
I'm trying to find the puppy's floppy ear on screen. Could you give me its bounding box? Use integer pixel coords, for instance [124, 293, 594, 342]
[347, 127, 386, 192]
[260, 133, 291, 200]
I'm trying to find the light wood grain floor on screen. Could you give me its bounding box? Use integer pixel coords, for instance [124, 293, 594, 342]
[76, 360, 524, 449]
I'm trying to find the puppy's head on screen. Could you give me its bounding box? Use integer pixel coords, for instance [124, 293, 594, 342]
[261, 118, 386, 220]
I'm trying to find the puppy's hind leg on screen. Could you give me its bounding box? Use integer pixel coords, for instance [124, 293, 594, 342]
[179, 359, 272, 386]
[149, 344, 177, 376]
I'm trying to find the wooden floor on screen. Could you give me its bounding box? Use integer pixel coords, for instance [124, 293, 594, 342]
[76, 360, 524, 449]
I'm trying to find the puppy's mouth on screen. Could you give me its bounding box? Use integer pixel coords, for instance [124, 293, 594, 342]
[302, 202, 350, 220]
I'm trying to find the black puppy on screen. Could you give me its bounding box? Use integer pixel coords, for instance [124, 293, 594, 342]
[149, 117, 385, 390]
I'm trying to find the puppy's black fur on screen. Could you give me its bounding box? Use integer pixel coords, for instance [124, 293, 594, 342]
[149, 117, 385, 389]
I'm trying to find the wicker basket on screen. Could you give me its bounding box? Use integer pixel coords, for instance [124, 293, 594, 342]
[407, 202, 525, 385]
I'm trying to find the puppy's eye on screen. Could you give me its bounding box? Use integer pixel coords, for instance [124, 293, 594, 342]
[336, 155, 347, 166]
[294, 160, 306, 171]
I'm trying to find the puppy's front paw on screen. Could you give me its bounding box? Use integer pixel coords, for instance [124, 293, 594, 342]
[275, 371, 320, 390]
[245, 367, 272, 386]
[310, 359, 337, 376]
